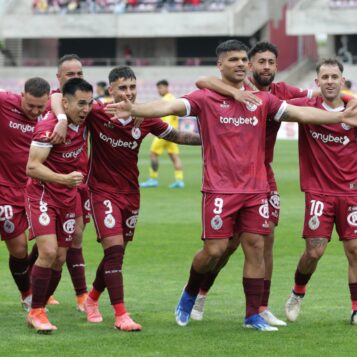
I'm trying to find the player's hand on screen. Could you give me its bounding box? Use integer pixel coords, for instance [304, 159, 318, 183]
[341, 101, 357, 127]
[232, 89, 262, 106]
[133, 116, 144, 128]
[64, 171, 84, 188]
[105, 95, 133, 121]
[50, 120, 68, 144]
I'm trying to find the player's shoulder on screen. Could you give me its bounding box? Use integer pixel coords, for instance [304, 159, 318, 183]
[0, 90, 20, 103]
[288, 96, 319, 107]
[36, 112, 57, 128]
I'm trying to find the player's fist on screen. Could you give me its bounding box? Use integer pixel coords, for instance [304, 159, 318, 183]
[65, 171, 84, 187]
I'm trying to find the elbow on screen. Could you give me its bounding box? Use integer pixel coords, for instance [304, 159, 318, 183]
[26, 163, 36, 178]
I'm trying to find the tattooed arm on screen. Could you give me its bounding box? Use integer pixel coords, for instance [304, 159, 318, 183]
[162, 128, 201, 146]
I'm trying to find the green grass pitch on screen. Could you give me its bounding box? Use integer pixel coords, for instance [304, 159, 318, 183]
[0, 139, 355, 356]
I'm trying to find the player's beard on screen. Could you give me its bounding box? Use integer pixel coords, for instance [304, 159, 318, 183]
[253, 71, 275, 87]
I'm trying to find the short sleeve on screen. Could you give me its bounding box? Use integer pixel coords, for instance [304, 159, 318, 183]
[181, 89, 205, 117]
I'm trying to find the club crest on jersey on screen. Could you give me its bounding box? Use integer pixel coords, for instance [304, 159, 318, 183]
[104, 121, 115, 129]
[39, 213, 50, 226]
[126, 215, 138, 229]
[84, 199, 91, 212]
[246, 102, 258, 112]
[341, 123, 351, 131]
[259, 201, 269, 219]
[269, 194, 280, 210]
[308, 215, 320, 230]
[4, 220, 15, 234]
[211, 215, 223, 230]
[104, 214, 116, 229]
[347, 211, 357, 227]
[220, 100, 230, 109]
[131, 127, 141, 140]
[63, 219, 75, 234]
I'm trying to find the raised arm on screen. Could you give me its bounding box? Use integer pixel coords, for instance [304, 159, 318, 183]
[196, 76, 261, 106]
[280, 103, 357, 127]
[26, 145, 83, 188]
[162, 128, 201, 146]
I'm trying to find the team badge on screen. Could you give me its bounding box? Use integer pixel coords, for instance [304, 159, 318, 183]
[132, 127, 141, 140]
[269, 194, 280, 210]
[104, 214, 116, 229]
[39, 213, 50, 226]
[259, 201, 269, 219]
[308, 215, 320, 230]
[126, 215, 138, 229]
[84, 199, 91, 212]
[246, 103, 257, 112]
[220, 100, 230, 109]
[4, 220, 15, 234]
[63, 219, 75, 234]
[341, 123, 351, 131]
[347, 211, 357, 227]
[211, 215, 223, 230]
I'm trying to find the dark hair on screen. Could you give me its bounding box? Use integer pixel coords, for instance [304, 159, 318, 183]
[316, 58, 344, 74]
[96, 81, 107, 88]
[108, 66, 136, 83]
[24, 77, 50, 97]
[248, 41, 278, 60]
[216, 40, 249, 58]
[58, 54, 81, 68]
[345, 80, 352, 89]
[156, 79, 169, 87]
[62, 77, 93, 96]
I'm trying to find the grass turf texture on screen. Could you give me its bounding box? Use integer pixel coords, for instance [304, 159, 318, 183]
[0, 139, 355, 356]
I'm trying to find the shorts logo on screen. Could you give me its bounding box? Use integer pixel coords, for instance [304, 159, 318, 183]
[246, 103, 258, 112]
[211, 215, 223, 230]
[308, 215, 320, 230]
[63, 219, 75, 234]
[131, 127, 141, 140]
[259, 201, 269, 219]
[84, 199, 91, 212]
[347, 211, 357, 227]
[104, 214, 116, 229]
[4, 220, 15, 234]
[269, 194, 280, 210]
[341, 123, 351, 130]
[126, 215, 138, 229]
[39, 213, 50, 226]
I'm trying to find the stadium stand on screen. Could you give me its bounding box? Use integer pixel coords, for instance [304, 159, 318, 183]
[329, 0, 357, 8]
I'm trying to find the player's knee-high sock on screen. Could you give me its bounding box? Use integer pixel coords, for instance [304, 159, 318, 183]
[243, 277, 264, 318]
[260, 279, 271, 309]
[175, 170, 183, 181]
[349, 283, 357, 311]
[149, 168, 158, 179]
[31, 265, 52, 308]
[46, 269, 62, 302]
[28, 244, 39, 270]
[9, 255, 31, 298]
[293, 269, 312, 296]
[103, 245, 124, 309]
[185, 265, 206, 296]
[89, 257, 106, 301]
[66, 247, 87, 296]
[199, 271, 219, 294]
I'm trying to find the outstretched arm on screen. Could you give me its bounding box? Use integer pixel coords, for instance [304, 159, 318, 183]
[196, 76, 262, 106]
[163, 128, 201, 146]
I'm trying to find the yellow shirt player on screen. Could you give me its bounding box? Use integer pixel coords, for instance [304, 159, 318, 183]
[140, 79, 184, 188]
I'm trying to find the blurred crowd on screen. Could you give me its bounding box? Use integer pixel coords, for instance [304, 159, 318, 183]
[329, 0, 357, 8]
[32, 0, 234, 14]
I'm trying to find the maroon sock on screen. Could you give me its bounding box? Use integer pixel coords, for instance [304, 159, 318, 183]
[243, 277, 264, 318]
[9, 255, 30, 294]
[31, 265, 52, 308]
[349, 283, 357, 307]
[260, 280, 271, 307]
[103, 245, 124, 305]
[93, 257, 106, 293]
[293, 269, 312, 296]
[28, 244, 38, 270]
[66, 247, 87, 296]
[185, 265, 206, 296]
[200, 271, 219, 293]
[46, 269, 62, 302]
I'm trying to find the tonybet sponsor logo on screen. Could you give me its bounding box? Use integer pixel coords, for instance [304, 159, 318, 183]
[99, 132, 138, 150]
[62, 146, 83, 159]
[9, 121, 34, 133]
[309, 130, 350, 145]
[220, 116, 258, 127]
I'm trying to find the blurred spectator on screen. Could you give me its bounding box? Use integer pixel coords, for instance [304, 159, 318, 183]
[124, 45, 133, 65]
[337, 35, 353, 64]
[341, 79, 357, 98]
[95, 81, 112, 103]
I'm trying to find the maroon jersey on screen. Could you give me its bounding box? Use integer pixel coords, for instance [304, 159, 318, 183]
[26, 112, 87, 207]
[86, 103, 171, 194]
[0, 91, 43, 188]
[263, 82, 311, 190]
[181, 88, 286, 194]
[48, 88, 89, 177]
[289, 96, 357, 196]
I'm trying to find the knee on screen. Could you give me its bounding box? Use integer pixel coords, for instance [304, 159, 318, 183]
[306, 248, 324, 261]
[345, 246, 357, 264]
[39, 246, 57, 264]
[205, 243, 228, 260]
[9, 245, 28, 259]
[55, 254, 67, 269]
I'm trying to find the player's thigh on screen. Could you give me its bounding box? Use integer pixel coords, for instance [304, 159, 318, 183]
[0, 203, 28, 242]
[5, 232, 28, 258]
[150, 137, 165, 155]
